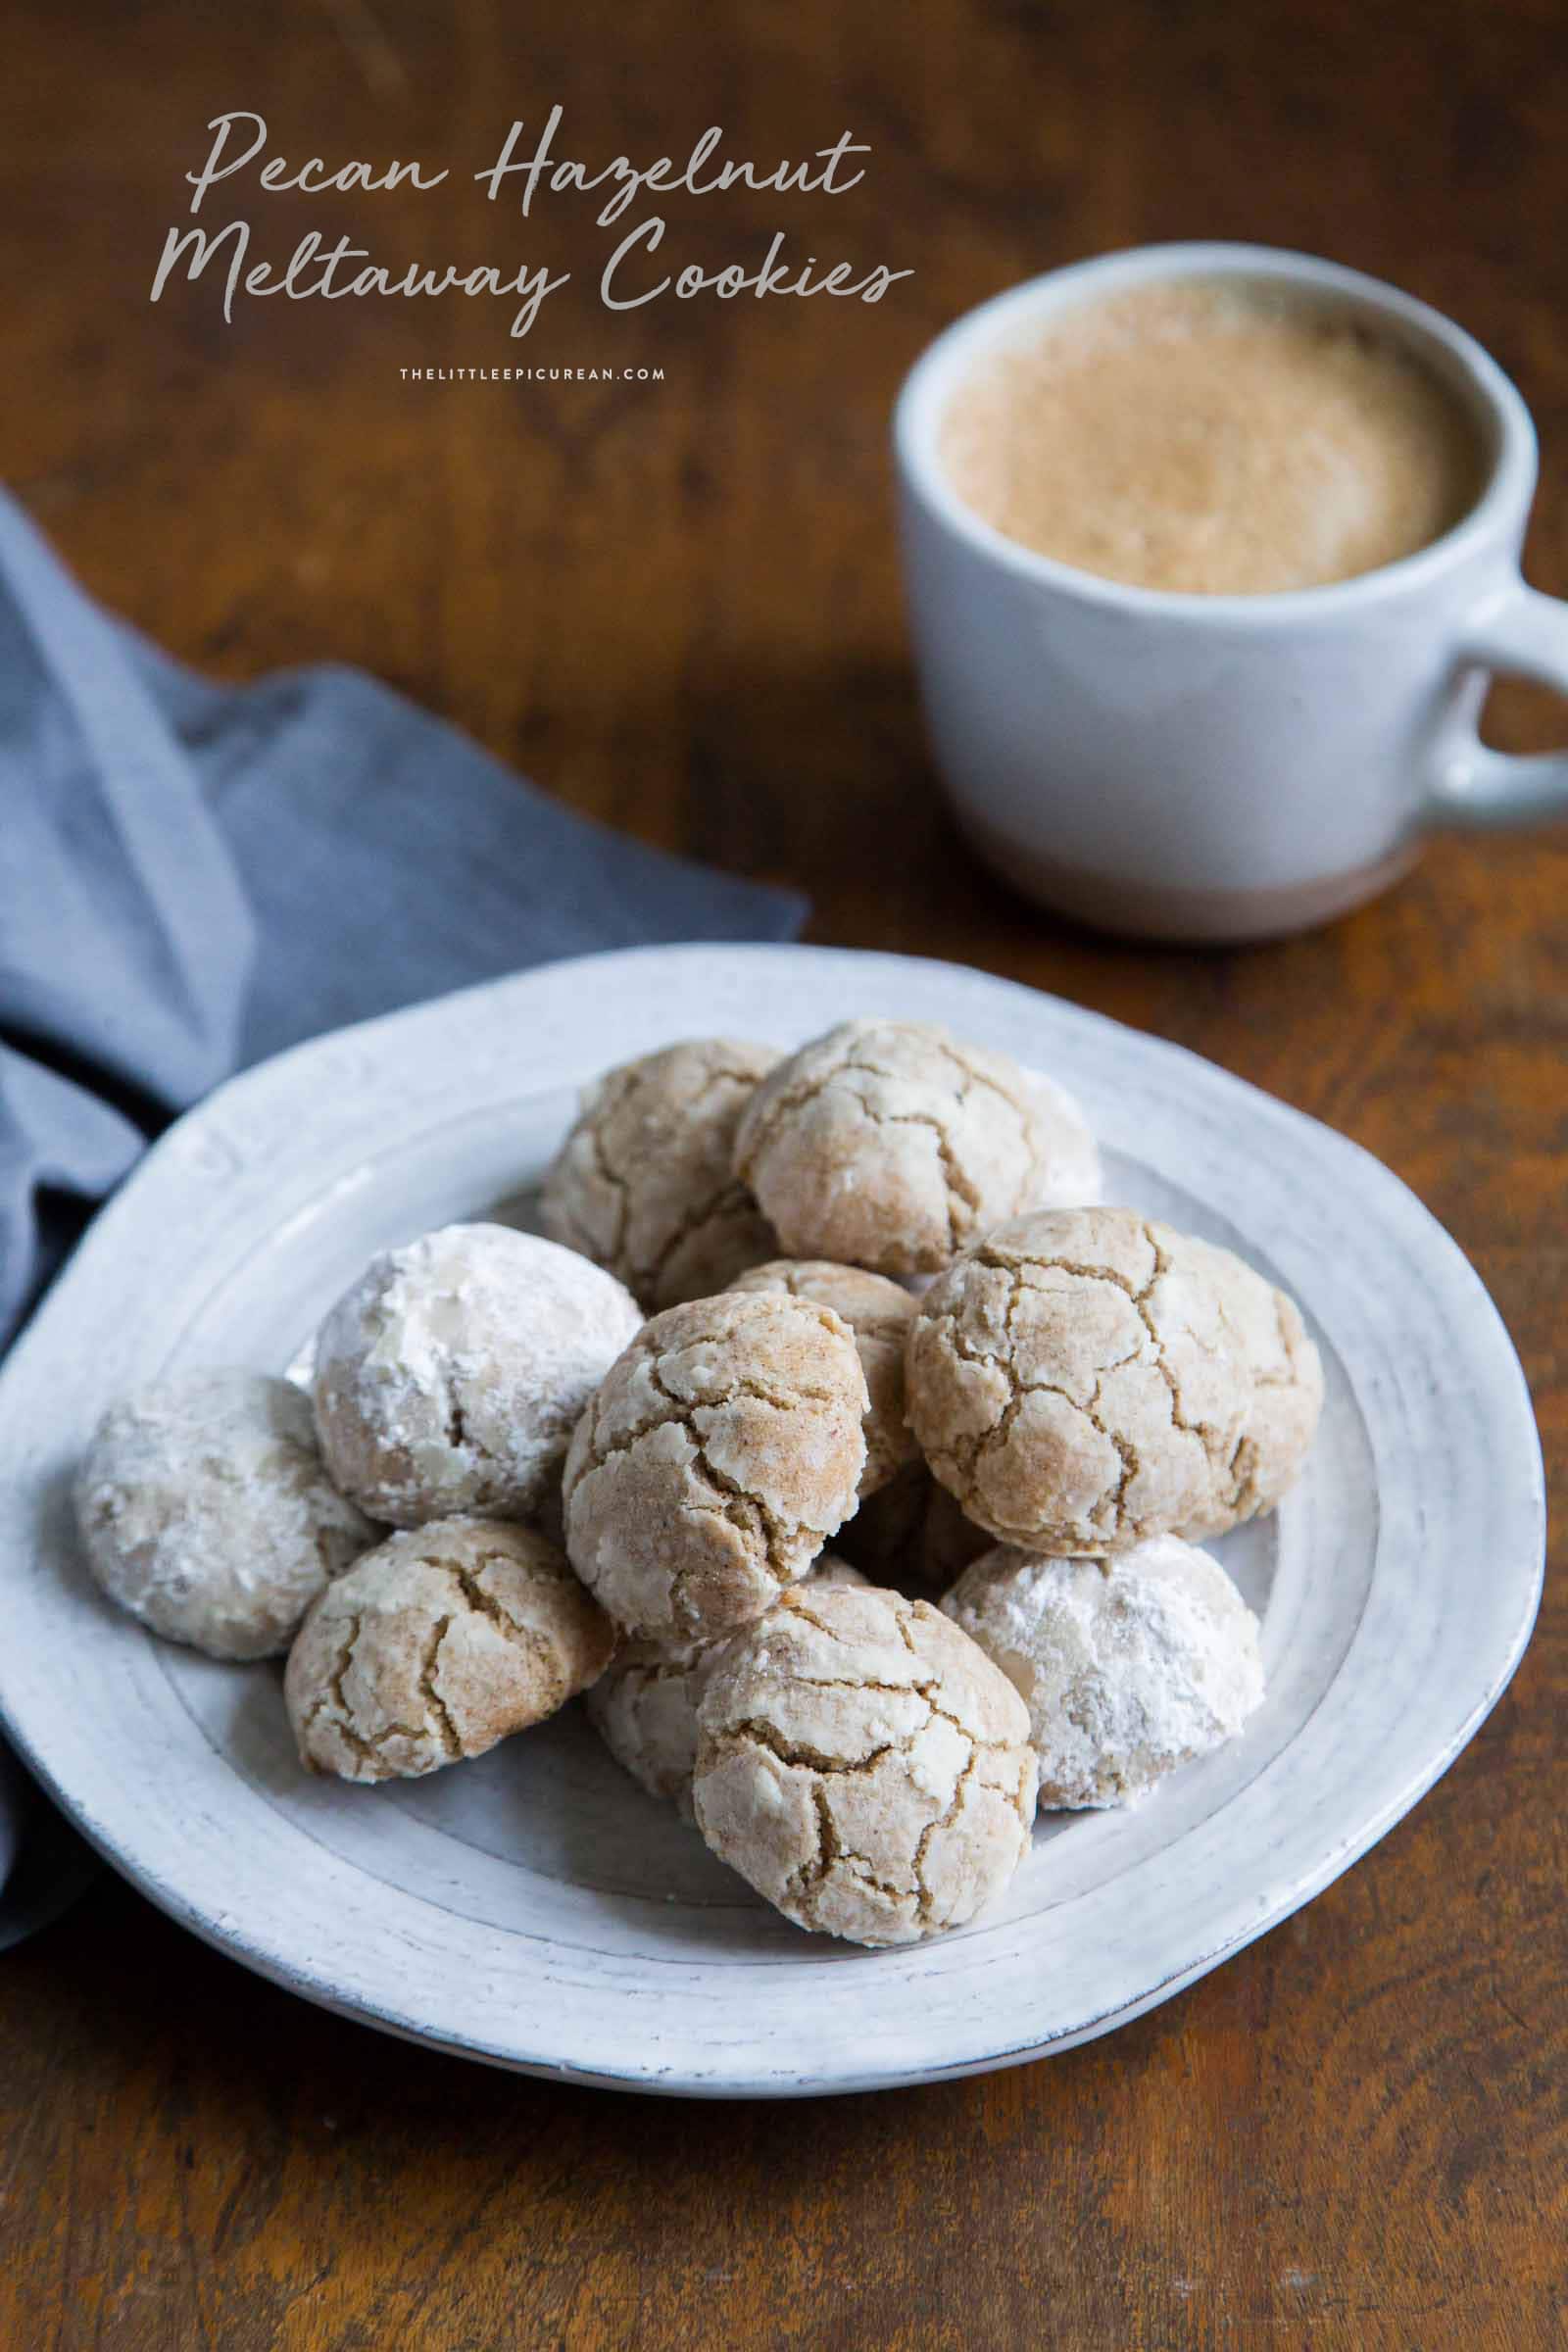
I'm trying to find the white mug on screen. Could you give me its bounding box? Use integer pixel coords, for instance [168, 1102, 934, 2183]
[893, 242, 1568, 942]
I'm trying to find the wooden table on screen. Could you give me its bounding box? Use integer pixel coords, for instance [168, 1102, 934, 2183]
[3, 2, 1564, 2343]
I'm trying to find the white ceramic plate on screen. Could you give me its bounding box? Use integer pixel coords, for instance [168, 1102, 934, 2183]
[0, 946, 1544, 2096]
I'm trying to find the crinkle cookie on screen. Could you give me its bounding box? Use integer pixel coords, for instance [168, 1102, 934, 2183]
[585, 1554, 866, 1819]
[732, 1019, 1100, 1277]
[726, 1258, 919, 1496]
[75, 1372, 377, 1661]
[943, 1537, 1264, 1807]
[692, 1582, 1038, 1946]
[312, 1223, 641, 1529]
[285, 1516, 613, 1783]
[906, 1206, 1323, 1554]
[539, 1039, 781, 1310]
[563, 1290, 868, 1644]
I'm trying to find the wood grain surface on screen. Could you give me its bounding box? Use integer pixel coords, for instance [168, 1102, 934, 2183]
[2, 1, 1564, 2345]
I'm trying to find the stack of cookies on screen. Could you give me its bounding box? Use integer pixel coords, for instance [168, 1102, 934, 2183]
[74, 1019, 1322, 1950]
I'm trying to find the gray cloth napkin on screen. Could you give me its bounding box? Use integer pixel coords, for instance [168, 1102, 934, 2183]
[0, 489, 806, 1944]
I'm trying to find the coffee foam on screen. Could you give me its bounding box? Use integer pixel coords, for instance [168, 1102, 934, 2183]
[940, 278, 1486, 596]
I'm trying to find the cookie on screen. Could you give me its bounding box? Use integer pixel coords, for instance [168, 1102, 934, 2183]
[692, 1581, 1038, 1946]
[906, 1206, 1322, 1552]
[540, 1039, 780, 1310]
[732, 1019, 1100, 1276]
[285, 1516, 613, 1783]
[75, 1371, 376, 1661]
[563, 1289, 867, 1644]
[943, 1536, 1265, 1806]
[312, 1223, 641, 1528]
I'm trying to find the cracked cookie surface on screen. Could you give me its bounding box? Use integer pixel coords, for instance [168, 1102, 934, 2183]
[586, 1554, 865, 1819]
[691, 1582, 1038, 1946]
[562, 1290, 868, 1644]
[284, 1515, 613, 1783]
[732, 1018, 1101, 1277]
[726, 1258, 919, 1497]
[75, 1372, 378, 1661]
[313, 1223, 642, 1528]
[905, 1205, 1323, 1554]
[540, 1039, 781, 1311]
[943, 1537, 1264, 1807]
[1174, 1231, 1326, 1540]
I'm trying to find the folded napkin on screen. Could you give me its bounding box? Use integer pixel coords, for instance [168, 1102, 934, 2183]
[0, 490, 806, 1944]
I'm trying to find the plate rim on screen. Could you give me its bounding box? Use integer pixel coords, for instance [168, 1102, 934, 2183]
[0, 942, 1545, 2096]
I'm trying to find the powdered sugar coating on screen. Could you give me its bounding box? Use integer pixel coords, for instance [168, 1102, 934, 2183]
[285, 1515, 613, 1784]
[540, 1038, 781, 1310]
[75, 1371, 377, 1661]
[312, 1223, 642, 1528]
[585, 1554, 866, 1819]
[563, 1290, 868, 1644]
[692, 1582, 1038, 1947]
[942, 1536, 1264, 1807]
[732, 1019, 1101, 1277]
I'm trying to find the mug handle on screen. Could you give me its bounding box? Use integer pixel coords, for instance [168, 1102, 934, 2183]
[1430, 581, 1568, 825]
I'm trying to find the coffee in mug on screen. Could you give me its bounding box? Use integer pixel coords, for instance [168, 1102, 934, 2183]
[939, 277, 1487, 598]
[895, 245, 1568, 943]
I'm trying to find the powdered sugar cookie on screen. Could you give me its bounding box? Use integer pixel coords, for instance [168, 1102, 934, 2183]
[943, 1537, 1264, 1806]
[313, 1223, 641, 1528]
[75, 1371, 377, 1662]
